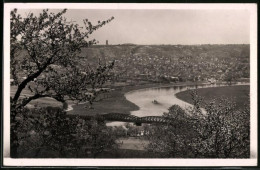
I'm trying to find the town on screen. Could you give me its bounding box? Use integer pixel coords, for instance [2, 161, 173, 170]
[79, 44, 249, 84]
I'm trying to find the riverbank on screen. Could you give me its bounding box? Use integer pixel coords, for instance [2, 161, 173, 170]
[175, 85, 250, 111]
[68, 81, 211, 116]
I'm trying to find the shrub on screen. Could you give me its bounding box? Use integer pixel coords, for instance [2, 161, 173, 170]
[16, 107, 118, 158]
[147, 90, 250, 158]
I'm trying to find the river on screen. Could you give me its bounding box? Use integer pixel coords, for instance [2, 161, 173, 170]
[106, 82, 249, 126]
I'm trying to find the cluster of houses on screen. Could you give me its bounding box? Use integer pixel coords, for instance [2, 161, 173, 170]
[11, 45, 249, 86]
[110, 45, 249, 83]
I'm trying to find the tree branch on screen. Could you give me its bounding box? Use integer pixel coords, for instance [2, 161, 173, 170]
[24, 45, 41, 69]
[16, 93, 65, 109]
[12, 55, 55, 103]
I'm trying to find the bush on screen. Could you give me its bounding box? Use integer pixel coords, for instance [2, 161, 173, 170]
[146, 91, 250, 158]
[16, 107, 118, 158]
[190, 91, 250, 158]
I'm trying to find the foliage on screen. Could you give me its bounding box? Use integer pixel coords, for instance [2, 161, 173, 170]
[147, 90, 250, 158]
[10, 8, 114, 111]
[224, 69, 239, 85]
[190, 92, 250, 158]
[146, 105, 196, 158]
[10, 8, 114, 157]
[16, 107, 118, 158]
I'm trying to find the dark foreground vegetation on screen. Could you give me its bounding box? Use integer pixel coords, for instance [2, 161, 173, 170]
[15, 89, 250, 158]
[146, 90, 250, 158]
[16, 107, 118, 158]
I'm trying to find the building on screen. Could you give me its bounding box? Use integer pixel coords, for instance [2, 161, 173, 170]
[208, 78, 216, 84]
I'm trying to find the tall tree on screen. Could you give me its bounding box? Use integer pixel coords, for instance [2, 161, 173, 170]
[10, 8, 114, 157]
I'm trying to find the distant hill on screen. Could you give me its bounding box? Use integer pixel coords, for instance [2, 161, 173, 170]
[14, 44, 250, 82]
[118, 43, 137, 46]
[77, 44, 250, 81]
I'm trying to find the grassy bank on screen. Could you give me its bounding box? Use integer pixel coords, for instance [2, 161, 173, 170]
[68, 81, 210, 116]
[175, 85, 250, 111]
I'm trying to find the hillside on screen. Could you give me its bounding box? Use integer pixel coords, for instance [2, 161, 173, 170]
[78, 44, 250, 82]
[13, 44, 250, 83]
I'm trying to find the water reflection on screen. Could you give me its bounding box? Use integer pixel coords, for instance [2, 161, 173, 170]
[106, 82, 249, 126]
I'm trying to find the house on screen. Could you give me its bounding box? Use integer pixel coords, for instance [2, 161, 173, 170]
[208, 78, 216, 84]
[170, 76, 179, 82]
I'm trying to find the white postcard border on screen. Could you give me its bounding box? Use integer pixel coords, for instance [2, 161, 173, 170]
[3, 3, 258, 167]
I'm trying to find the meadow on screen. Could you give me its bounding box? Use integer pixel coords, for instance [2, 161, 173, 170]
[175, 85, 250, 111]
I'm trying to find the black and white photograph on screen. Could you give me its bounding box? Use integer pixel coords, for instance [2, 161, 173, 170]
[3, 3, 257, 167]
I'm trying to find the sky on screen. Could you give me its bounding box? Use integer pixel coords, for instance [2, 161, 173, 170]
[17, 9, 250, 45]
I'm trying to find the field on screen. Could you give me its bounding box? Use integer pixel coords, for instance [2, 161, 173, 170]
[96, 149, 158, 158]
[10, 87, 63, 108]
[175, 85, 250, 111]
[68, 88, 139, 116]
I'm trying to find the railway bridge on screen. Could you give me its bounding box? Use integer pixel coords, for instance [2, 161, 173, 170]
[67, 112, 175, 126]
[99, 113, 173, 126]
